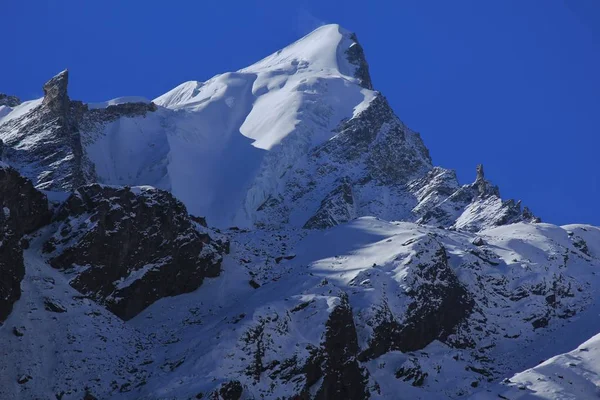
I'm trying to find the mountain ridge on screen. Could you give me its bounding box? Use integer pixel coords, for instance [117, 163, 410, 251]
[0, 24, 538, 232]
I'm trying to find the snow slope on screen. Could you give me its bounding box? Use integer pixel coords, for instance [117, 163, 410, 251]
[503, 333, 600, 399]
[2, 213, 599, 398]
[0, 231, 148, 400]
[82, 24, 375, 227]
[0, 98, 43, 126]
[130, 220, 600, 399]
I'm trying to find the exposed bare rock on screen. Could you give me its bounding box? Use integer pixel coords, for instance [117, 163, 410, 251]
[0, 93, 21, 107]
[0, 70, 87, 190]
[345, 33, 373, 90]
[316, 94, 432, 185]
[0, 71, 158, 191]
[415, 164, 539, 231]
[0, 164, 50, 321]
[358, 240, 474, 360]
[313, 297, 369, 400]
[42, 184, 228, 320]
[42, 69, 70, 114]
[210, 380, 243, 400]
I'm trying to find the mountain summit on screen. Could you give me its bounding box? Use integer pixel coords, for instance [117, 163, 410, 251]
[0, 24, 536, 231]
[1, 25, 595, 400]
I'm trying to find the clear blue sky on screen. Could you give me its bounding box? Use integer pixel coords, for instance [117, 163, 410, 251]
[2, 1, 599, 226]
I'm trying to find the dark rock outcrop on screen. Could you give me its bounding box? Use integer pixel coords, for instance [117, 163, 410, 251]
[395, 358, 429, 387]
[210, 380, 243, 400]
[316, 95, 432, 185]
[83, 101, 158, 125]
[472, 237, 486, 246]
[474, 164, 500, 197]
[44, 298, 67, 313]
[0, 70, 86, 190]
[359, 242, 474, 360]
[345, 33, 373, 90]
[43, 184, 227, 320]
[0, 93, 21, 107]
[42, 69, 70, 114]
[313, 298, 369, 400]
[236, 292, 369, 400]
[0, 164, 50, 321]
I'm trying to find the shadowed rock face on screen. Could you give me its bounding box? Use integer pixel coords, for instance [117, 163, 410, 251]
[0, 165, 50, 321]
[346, 33, 373, 90]
[261, 295, 369, 400]
[313, 298, 369, 400]
[43, 184, 228, 320]
[359, 242, 474, 361]
[210, 380, 243, 400]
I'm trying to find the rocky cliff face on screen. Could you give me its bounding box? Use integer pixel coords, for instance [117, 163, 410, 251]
[345, 33, 373, 90]
[357, 241, 474, 361]
[0, 164, 50, 321]
[0, 70, 157, 191]
[250, 87, 537, 231]
[311, 297, 369, 400]
[42, 184, 228, 320]
[0, 70, 87, 190]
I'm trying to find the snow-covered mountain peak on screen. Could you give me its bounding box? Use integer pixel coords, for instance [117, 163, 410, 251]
[154, 24, 373, 113]
[240, 23, 372, 88]
[1, 25, 535, 231]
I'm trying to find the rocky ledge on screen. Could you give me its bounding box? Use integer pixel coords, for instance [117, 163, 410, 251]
[42, 184, 228, 320]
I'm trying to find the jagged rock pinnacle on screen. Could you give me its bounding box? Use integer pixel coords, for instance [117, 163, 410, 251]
[476, 164, 485, 182]
[474, 163, 500, 197]
[42, 69, 70, 113]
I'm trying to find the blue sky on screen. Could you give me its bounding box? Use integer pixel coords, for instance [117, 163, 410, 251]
[2, 1, 599, 225]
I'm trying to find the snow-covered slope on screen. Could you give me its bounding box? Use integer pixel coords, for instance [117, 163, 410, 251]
[126, 221, 600, 399]
[498, 332, 600, 399]
[4, 217, 599, 399]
